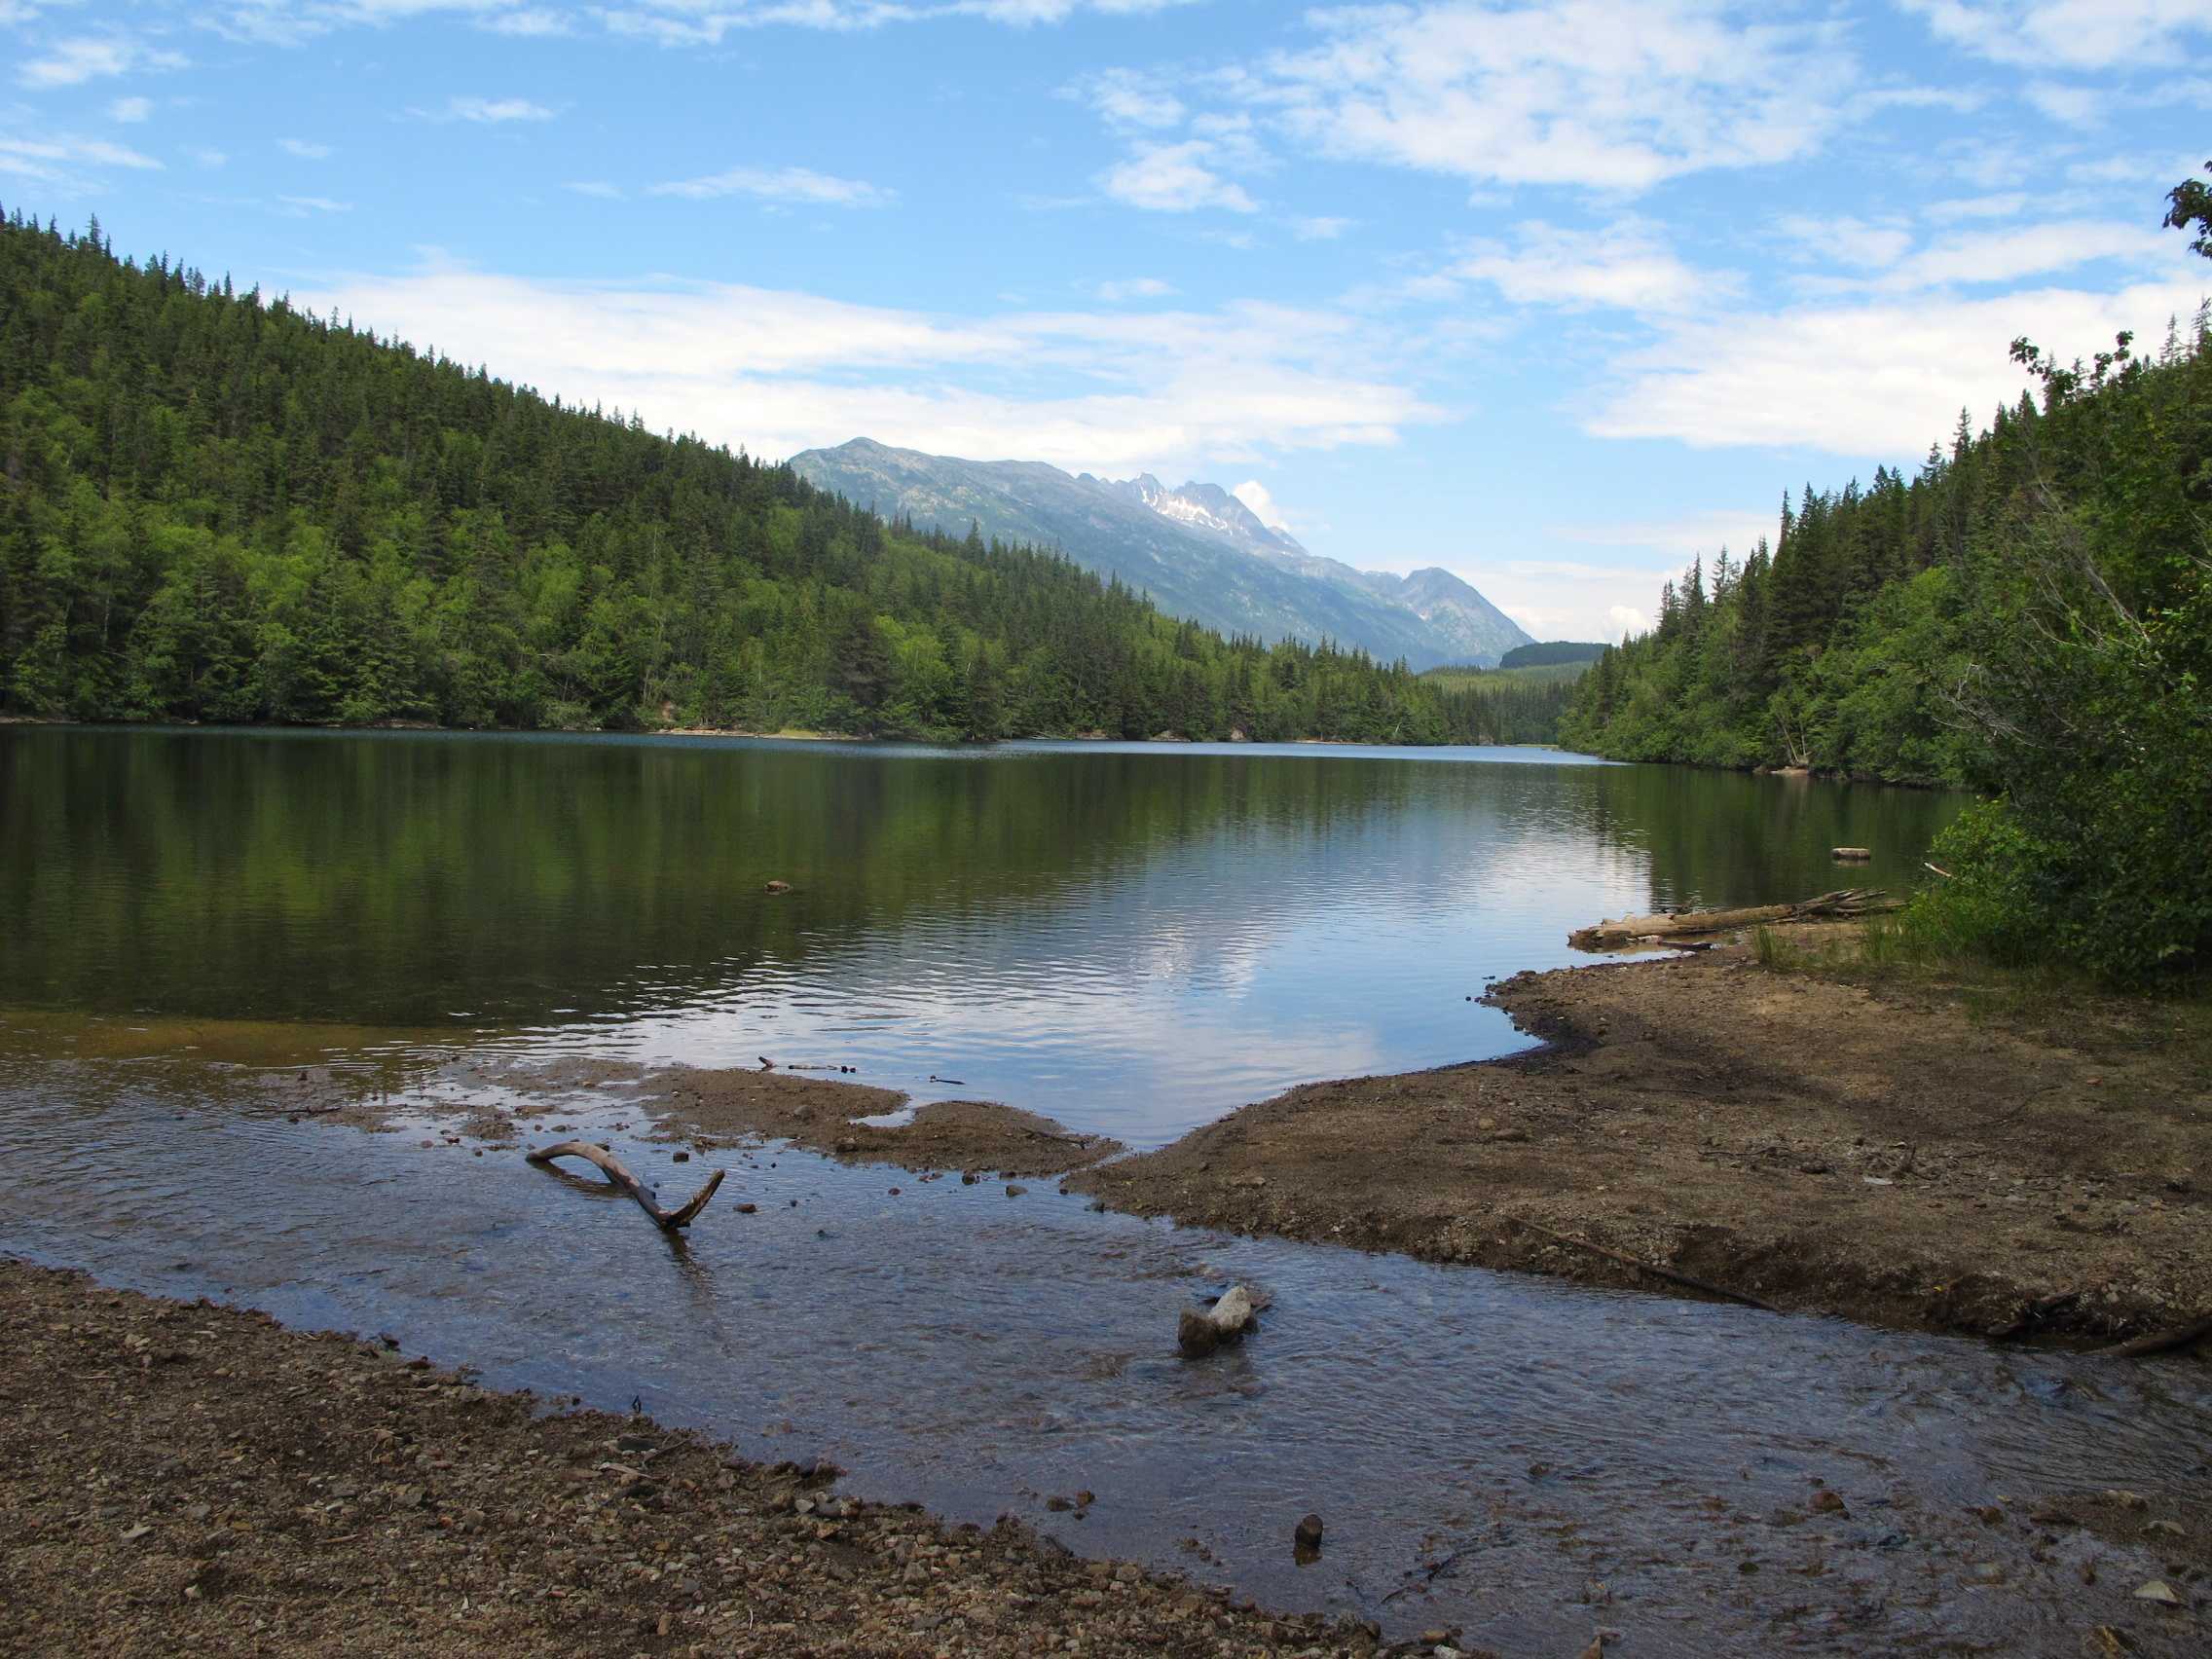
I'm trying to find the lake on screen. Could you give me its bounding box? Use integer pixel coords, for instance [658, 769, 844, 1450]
[11, 726, 2210, 1654]
[0, 726, 1964, 1146]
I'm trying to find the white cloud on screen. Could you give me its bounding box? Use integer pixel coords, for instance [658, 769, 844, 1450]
[564, 179, 622, 198]
[1924, 192, 2028, 222]
[1075, 67, 1184, 130]
[190, 145, 228, 168]
[420, 95, 556, 123]
[483, 6, 571, 33]
[1290, 215, 1351, 241]
[649, 164, 893, 206]
[1899, 0, 2212, 71]
[1453, 219, 1725, 313]
[1099, 139, 1256, 212]
[2022, 79, 2101, 126]
[1590, 277, 2210, 457]
[108, 95, 154, 124]
[19, 34, 185, 89]
[278, 136, 332, 159]
[1868, 220, 2173, 291]
[1774, 213, 1912, 271]
[1230, 0, 1857, 192]
[1091, 276, 1175, 301]
[290, 263, 1440, 474]
[594, 0, 1201, 46]
[279, 194, 352, 213]
[1231, 479, 1292, 531]
[0, 133, 164, 184]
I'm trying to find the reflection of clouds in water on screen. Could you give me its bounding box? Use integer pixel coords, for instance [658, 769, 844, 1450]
[14, 732, 1962, 1148]
[540, 770, 1663, 1145]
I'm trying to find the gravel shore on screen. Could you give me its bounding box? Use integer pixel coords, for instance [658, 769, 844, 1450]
[0, 1261, 1377, 1657]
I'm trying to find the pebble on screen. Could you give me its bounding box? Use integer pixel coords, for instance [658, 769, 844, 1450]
[1293, 1513, 1323, 1551]
[2134, 1580, 2185, 1605]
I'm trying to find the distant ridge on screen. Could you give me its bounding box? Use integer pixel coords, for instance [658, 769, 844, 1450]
[788, 438, 1531, 669]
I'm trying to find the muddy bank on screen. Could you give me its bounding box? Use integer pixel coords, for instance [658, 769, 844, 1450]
[59, 1039, 1126, 1182]
[0, 1262, 1373, 1657]
[1071, 932, 2212, 1348]
[649, 1065, 1123, 1177]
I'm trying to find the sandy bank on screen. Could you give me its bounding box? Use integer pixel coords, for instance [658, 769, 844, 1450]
[1071, 930, 2211, 1347]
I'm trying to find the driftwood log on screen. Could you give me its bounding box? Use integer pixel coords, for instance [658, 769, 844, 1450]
[1569, 888, 1899, 950]
[1831, 846, 1872, 861]
[527, 1140, 724, 1231]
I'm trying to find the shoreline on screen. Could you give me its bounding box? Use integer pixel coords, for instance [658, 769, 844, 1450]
[1072, 930, 2211, 1348]
[0, 1261, 1373, 1657]
[11, 930, 2205, 1350]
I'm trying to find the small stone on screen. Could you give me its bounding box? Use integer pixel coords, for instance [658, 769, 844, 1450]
[1293, 1513, 1324, 1551]
[1005, 1184, 1026, 1198]
[121, 1523, 152, 1542]
[764, 880, 793, 894]
[1045, 1496, 1072, 1513]
[1811, 1490, 1847, 1515]
[672, 1151, 689, 1163]
[2133, 1580, 2185, 1606]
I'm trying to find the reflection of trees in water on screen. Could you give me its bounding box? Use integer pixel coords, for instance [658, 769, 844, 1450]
[1567, 764, 1968, 912]
[1, 732, 1964, 1025]
[2, 734, 1490, 1022]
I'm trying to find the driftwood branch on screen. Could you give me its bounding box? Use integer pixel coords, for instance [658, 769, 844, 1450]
[527, 1140, 725, 1231]
[2095, 1313, 2212, 1360]
[1570, 889, 1899, 950]
[1519, 1222, 1783, 1313]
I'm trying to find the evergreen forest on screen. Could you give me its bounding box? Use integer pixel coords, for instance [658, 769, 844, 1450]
[0, 210, 1529, 748]
[1560, 171, 2212, 979]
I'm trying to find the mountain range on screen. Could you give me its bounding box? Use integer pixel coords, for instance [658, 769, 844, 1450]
[787, 439, 1531, 669]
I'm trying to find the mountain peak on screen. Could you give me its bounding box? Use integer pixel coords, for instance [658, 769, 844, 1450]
[787, 438, 1531, 667]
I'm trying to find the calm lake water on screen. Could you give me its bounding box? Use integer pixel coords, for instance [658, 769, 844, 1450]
[0, 726, 1964, 1145]
[8, 727, 2208, 1654]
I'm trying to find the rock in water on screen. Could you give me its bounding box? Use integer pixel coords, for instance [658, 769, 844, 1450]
[1177, 1284, 1257, 1357]
[1293, 1513, 1324, 1551]
[763, 879, 793, 894]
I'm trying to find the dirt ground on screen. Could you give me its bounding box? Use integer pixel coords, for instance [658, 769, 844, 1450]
[0, 1262, 1374, 1658]
[1070, 927, 2212, 1347]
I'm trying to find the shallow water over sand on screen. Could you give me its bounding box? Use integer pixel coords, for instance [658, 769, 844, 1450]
[4, 1047, 2206, 1655]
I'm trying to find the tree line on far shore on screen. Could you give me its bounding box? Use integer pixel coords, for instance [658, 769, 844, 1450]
[0, 209, 1538, 749]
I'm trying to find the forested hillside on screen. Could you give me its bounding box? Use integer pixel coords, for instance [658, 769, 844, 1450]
[0, 211, 1516, 746]
[1561, 175, 2212, 978]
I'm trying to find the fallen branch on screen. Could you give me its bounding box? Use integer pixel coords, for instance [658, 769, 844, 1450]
[1519, 1222, 1783, 1313]
[1570, 889, 1899, 949]
[527, 1141, 725, 1232]
[2095, 1313, 2212, 1360]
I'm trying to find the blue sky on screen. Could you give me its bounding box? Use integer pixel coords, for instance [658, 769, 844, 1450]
[4, 1, 2207, 641]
